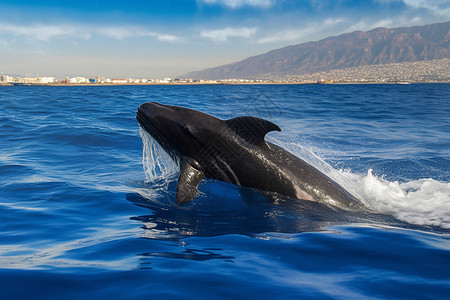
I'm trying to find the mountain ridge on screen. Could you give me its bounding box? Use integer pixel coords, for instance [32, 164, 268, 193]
[182, 21, 450, 80]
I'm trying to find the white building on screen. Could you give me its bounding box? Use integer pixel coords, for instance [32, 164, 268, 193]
[0, 75, 13, 83]
[69, 77, 87, 84]
[38, 77, 55, 84]
[112, 79, 128, 84]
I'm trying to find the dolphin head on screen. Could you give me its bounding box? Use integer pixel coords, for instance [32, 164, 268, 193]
[137, 102, 290, 205]
[136, 102, 223, 161]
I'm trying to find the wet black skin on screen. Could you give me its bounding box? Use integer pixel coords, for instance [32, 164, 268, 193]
[137, 102, 363, 210]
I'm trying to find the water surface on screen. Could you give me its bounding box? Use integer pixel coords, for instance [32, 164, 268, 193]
[1, 84, 449, 299]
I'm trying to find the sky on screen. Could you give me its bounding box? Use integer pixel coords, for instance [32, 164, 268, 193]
[0, 0, 449, 79]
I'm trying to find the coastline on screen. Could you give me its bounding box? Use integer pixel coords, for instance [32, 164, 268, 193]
[1, 81, 449, 87]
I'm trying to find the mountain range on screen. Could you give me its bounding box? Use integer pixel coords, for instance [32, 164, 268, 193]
[183, 21, 450, 80]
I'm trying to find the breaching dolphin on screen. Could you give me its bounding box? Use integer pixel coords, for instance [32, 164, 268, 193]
[136, 102, 363, 210]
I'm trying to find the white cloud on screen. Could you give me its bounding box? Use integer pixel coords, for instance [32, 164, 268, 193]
[345, 15, 429, 33]
[258, 19, 344, 44]
[0, 23, 179, 42]
[97, 26, 179, 41]
[200, 0, 275, 8]
[346, 19, 395, 32]
[402, 0, 450, 17]
[258, 28, 313, 44]
[201, 27, 257, 42]
[377, 0, 450, 17]
[0, 23, 80, 41]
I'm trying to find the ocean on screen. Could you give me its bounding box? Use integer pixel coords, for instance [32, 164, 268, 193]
[0, 84, 449, 299]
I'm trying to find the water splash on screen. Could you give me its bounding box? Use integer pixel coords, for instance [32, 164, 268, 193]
[268, 137, 365, 203]
[139, 126, 180, 183]
[362, 170, 450, 228]
[269, 137, 450, 229]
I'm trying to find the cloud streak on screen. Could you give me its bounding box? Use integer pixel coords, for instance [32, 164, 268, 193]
[97, 27, 178, 41]
[0, 23, 83, 41]
[402, 0, 450, 17]
[258, 19, 345, 44]
[200, 0, 275, 8]
[0, 23, 179, 42]
[201, 27, 257, 42]
[376, 0, 450, 17]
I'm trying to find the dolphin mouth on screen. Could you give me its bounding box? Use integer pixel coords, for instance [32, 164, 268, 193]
[136, 108, 181, 162]
[136, 109, 154, 134]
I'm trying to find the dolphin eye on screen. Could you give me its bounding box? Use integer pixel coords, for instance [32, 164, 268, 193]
[183, 125, 192, 135]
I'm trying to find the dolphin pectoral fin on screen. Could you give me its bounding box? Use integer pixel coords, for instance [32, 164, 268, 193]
[225, 116, 281, 145]
[176, 160, 205, 205]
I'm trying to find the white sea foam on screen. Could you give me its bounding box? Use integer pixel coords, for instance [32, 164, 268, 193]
[139, 126, 180, 183]
[362, 170, 450, 228]
[270, 138, 450, 229]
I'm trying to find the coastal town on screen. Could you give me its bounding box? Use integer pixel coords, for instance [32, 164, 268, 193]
[267, 58, 450, 84]
[1, 58, 449, 86]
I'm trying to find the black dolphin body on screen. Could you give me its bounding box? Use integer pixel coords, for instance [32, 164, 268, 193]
[136, 102, 363, 210]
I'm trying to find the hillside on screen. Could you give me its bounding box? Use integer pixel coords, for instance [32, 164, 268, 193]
[183, 21, 450, 80]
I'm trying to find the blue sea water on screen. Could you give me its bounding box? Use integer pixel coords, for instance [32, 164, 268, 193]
[0, 84, 449, 299]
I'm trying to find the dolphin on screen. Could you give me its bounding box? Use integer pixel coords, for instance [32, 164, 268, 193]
[136, 102, 363, 210]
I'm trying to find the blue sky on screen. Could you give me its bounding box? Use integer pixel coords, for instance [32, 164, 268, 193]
[0, 0, 448, 78]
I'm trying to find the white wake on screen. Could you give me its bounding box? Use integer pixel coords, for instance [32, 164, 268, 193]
[271, 138, 450, 229]
[362, 170, 450, 228]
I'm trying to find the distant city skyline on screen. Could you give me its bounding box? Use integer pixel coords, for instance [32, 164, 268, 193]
[0, 0, 449, 78]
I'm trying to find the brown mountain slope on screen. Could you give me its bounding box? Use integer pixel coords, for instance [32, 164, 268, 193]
[183, 21, 450, 79]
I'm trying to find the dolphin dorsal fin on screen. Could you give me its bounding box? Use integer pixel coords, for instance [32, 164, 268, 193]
[225, 116, 281, 145]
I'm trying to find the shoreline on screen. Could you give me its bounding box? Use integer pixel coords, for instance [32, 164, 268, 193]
[1, 81, 449, 87]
